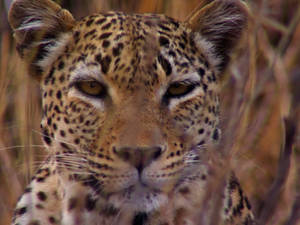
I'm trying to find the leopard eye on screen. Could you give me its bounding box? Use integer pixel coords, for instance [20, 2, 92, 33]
[75, 81, 106, 97]
[166, 82, 195, 98]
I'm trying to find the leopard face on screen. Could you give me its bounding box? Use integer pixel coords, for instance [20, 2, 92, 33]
[9, 0, 247, 214]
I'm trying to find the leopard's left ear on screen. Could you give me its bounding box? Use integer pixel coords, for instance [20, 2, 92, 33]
[186, 0, 248, 74]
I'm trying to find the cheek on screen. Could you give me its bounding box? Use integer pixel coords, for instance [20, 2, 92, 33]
[41, 96, 105, 149]
[171, 99, 204, 134]
[169, 98, 219, 148]
[64, 101, 104, 142]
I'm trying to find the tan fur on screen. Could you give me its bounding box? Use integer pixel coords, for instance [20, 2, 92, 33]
[9, 0, 254, 225]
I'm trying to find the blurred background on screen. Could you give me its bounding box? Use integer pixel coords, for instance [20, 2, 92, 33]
[0, 0, 299, 224]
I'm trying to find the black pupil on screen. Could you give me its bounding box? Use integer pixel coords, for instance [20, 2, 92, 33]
[89, 82, 98, 88]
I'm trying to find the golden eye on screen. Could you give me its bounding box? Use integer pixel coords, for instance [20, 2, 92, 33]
[167, 82, 195, 98]
[76, 81, 106, 97]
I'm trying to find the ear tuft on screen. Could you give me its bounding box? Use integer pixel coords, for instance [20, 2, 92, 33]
[8, 0, 75, 78]
[186, 0, 248, 73]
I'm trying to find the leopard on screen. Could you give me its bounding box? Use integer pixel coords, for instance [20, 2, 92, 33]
[8, 0, 255, 224]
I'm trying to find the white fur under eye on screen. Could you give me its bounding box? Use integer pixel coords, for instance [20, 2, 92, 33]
[68, 88, 105, 110]
[167, 87, 204, 110]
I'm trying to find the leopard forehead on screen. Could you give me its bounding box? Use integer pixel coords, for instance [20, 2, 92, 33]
[52, 12, 216, 91]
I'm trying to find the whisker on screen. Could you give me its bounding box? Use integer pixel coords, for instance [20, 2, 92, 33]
[32, 129, 78, 148]
[0, 145, 45, 151]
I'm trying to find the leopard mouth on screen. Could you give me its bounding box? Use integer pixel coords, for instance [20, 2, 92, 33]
[120, 183, 168, 212]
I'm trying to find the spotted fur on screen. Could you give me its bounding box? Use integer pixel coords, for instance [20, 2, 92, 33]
[9, 0, 254, 224]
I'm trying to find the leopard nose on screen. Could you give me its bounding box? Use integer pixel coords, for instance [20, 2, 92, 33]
[114, 146, 163, 173]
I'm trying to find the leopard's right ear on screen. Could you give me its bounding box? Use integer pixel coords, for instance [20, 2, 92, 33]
[185, 0, 248, 74]
[8, 0, 75, 79]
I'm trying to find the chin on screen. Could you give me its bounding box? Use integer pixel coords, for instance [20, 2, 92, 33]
[109, 183, 168, 213]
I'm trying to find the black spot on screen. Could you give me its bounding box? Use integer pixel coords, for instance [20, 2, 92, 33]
[197, 68, 205, 77]
[36, 177, 45, 182]
[74, 139, 80, 144]
[100, 55, 112, 74]
[145, 20, 153, 27]
[159, 36, 169, 47]
[96, 18, 106, 25]
[204, 117, 209, 124]
[73, 31, 80, 43]
[17, 206, 27, 215]
[171, 20, 179, 29]
[84, 29, 96, 38]
[159, 24, 171, 31]
[60, 130, 66, 137]
[59, 74, 65, 83]
[132, 212, 148, 225]
[102, 40, 110, 48]
[60, 143, 71, 150]
[212, 129, 219, 141]
[24, 187, 32, 193]
[77, 54, 87, 62]
[202, 83, 208, 92]
[48, 216, 56, 224]
[64, 117, 69, 124]
[245, 197, 252, 210]
[56, 91, 62, 99]
[211, 72, 216, 82]
[99, 32, 112, 39]
[47, 118, 52, 126]
[95, 53, 102, 64]
[113, 43, 124, 57]
[79, 115, 84, 123]
[44, 67, 55, 85]
[37, 191, 47, 201]
[158, 55, 172, 76]
[54, 105, 61, 113]
[181, 62, 188, 68]
[198, 140, 205, 146]
[86, 19, 94, 27]
[168, 50, 176, 57]
[198, 128, 204, 134]
[85, 194, 96, 211]
[58, 61, 65, 70]
[179, 42, 185, 50]
[42, 128, 52, 145]
[102, 23, 112, 30]
[227, 195, 233, 209]
[82, 176, 102, 194]
[101, 205, 119, 216]
[35, 203, 44, 209]
[28, 221, 40, 225]
[179, 187, 190, 194]
[68, 198, 77, 211]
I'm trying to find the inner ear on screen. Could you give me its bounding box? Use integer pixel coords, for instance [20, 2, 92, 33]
[185, 0, 248, 73]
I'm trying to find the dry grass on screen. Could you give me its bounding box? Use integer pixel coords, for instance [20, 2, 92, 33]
[0, 0, 299, 225]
